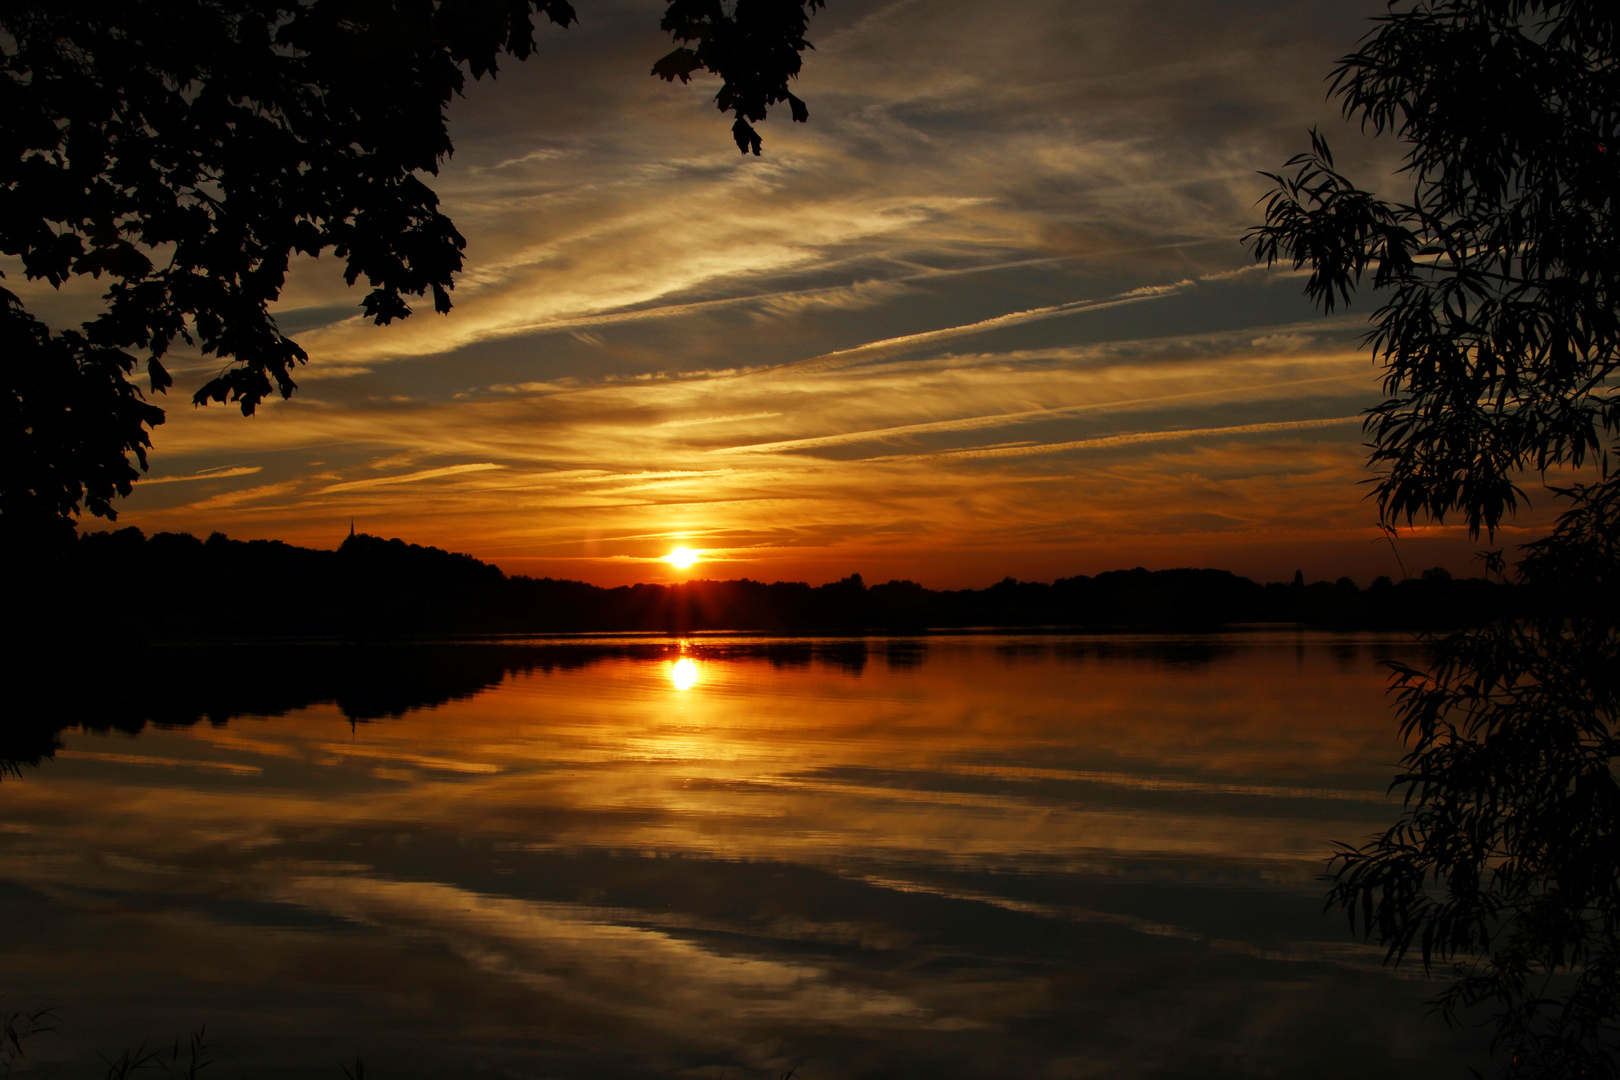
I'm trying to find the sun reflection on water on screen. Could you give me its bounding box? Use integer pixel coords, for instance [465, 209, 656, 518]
[669, 657, 699, 691]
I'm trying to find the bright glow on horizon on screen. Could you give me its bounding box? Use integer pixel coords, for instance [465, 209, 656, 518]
[665, 547, 699, 569]
[670, 658, 699, 690]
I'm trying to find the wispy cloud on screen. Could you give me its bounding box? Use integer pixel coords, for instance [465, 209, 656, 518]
[658, 412, 783, 429]
[710, 374, 1365, 457]
[916, 415, 1363, 461]
[109, 0, 1490, 585]
[316, 464, 506, 495]
[138, 465, 263, 485]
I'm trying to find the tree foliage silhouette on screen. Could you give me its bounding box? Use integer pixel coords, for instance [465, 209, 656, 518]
[1249, 2, 1618, 1076]
[0, 0, 822, 539]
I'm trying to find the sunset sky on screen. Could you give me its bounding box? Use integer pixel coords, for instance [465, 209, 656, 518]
[45, 0, 1556, 586]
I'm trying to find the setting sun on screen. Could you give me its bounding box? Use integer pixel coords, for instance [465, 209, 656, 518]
[664, 547, 699, 569]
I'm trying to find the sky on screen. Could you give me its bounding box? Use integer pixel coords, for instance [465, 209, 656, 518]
[45, 0, 1560, 586]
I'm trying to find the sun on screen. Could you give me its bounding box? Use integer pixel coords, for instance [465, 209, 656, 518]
[664, 547, 699, 569]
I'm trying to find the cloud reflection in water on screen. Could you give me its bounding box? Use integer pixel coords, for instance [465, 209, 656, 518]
[0, 634, 1487, 1079]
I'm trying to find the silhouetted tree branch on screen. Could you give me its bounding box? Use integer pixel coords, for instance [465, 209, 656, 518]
[1251, 2, 1620, 1076]
[0, 0, 822, 539]
[1249, 2, 1617, 537]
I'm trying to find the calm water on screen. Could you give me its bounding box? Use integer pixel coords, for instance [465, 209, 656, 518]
[0, 633, 1486, 1078]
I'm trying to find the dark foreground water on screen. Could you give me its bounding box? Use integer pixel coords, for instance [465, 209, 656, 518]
[0, 633, 1487, 1078]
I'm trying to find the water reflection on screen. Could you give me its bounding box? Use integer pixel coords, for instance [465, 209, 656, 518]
[0, 633, 1483, 1079]
[671, 657, 700, 691]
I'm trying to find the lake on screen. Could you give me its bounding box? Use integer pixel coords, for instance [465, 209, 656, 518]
[0, 632, 1486, 1078]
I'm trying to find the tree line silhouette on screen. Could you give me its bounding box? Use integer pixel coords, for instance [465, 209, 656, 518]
[20, 525, 1514, 641]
